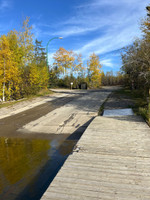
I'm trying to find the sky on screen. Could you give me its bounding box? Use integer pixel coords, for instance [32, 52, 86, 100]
[0, 0, 149, 74]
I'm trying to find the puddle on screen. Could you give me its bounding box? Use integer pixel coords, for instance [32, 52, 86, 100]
[0, 135, 78, 200]
[0, 95, 93, 199]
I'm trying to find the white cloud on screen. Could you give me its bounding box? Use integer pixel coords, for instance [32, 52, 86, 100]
[75, 22, 140, 59]
[32, 24, 42, 38]
[101, 59, 114, 68]
[37, 0, 148, 40]
[36, 0, 149, 71]
[70, 0, 148, 64]
[52, 26, 100, 38]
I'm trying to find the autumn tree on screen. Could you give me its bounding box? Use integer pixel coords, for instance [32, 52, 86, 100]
[87, 53, 102, 88]
[0, 17, 50, 101]
[0, 34, 21, 101]
[53, 47, 75, 76]
[7, 31, 23, 99]
[18, 19, 49, 95]
[74, 53, 85, 77]
[0, 35, 11, 101]
[121, 6, 150, 122]
[18, 17, 34, 67]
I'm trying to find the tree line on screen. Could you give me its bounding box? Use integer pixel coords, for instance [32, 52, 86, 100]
[0, 17, 104, 101]
[121, 6, 150, 122]
[0, 17, 124, 102]
[49, 47, 103, 89]
[101, 71, 123, 86]
[49, 47, 123, 89]
[121, 8, 150, 96]
[0, 17, 49, 101]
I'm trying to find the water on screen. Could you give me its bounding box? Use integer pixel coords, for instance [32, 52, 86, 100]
[0, 135, 77, 200]
[0, 94, 89, 199]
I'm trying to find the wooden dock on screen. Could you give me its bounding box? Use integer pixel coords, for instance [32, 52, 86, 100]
[41, 115, 150, 200]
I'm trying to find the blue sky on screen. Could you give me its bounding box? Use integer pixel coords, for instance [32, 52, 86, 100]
[0, 0, 149, 73]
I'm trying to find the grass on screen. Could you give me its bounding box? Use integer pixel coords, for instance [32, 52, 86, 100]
[0, 89, 53, 109]
[98, 95, 110, 116]
[35, 88, 53, 97]
[115, 88, 149, 124]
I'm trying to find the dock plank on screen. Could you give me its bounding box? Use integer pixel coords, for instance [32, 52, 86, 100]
[41, 116, 150, 200]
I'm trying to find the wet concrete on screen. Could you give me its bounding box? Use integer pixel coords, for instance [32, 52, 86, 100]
[0, 95, 82, 200]
[0, 88, 113, 200]
[0, 95, 80, 138]
[0, 93, 94, 200]
[20, 89, 111, 135]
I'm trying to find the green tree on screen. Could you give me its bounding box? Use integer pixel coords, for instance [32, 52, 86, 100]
[34, 39, 46, 66]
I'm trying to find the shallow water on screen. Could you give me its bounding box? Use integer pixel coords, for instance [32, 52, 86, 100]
[0, 135, 77, 200]
[0, 94, 92, 199]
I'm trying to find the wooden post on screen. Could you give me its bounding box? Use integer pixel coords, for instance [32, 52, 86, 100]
[70, 82, 73, 90]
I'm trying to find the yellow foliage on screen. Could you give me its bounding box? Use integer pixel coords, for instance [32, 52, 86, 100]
[53, 47, 75, 76]
[0, 18, 49, 100]
[87, 53, 102, 88]
[0, 35, 22, 100]
[29, 64, 49, 90]
[73, 53, 85, 78]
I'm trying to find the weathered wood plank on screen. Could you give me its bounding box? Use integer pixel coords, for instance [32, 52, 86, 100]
[41, 115, 150, 200]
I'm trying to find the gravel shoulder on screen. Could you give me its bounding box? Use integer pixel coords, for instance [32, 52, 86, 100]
[103, 90, 134, 110]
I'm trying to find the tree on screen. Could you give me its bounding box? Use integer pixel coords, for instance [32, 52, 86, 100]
[27, 39, 49, 94]
[87, 53, 102, 88]
[74, 53, 85, 78]
[142, 7, 150, 122]
[29, 39, 48, 92]
[0, 17, 50, 100]
[34, 39, 46, 66]
[0, 35, 21, 101]
[7, 31, 23, 99]
[53, 47, 75, 77]
[18, 17, 34, 67]
[0, 35, 10, 101]
[121, 7, 150, 123]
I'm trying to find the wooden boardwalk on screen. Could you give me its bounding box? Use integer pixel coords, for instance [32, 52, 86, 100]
[41, 115, 150, 200]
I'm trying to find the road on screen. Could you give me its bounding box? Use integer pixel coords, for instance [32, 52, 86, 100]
[18, 88, 112, 136]
[0, 87, 113, 138]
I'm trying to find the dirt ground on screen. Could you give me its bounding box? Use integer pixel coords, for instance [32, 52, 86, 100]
[104, 91, 134, 110]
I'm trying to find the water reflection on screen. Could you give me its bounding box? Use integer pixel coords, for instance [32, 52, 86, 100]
[0, 137, 52, 199]
[0, 135, 76, 200]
